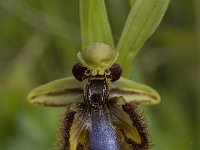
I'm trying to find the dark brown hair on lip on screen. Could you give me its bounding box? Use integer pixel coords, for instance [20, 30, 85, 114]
[58, 111, 76, 150]
[122, 103, 150, 150]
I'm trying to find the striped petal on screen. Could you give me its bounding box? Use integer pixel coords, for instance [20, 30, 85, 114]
[110, 77, 160, 105]
[27, 77, 83, 107]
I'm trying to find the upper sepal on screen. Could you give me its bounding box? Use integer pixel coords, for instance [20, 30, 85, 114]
[27, 77, 83, 107]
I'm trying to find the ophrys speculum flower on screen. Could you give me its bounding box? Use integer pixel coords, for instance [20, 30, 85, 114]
[27, 0, 170, 149]
[28, 43, 160, 150]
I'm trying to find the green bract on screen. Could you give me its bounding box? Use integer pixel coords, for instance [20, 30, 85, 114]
[117, 0, 170, 76]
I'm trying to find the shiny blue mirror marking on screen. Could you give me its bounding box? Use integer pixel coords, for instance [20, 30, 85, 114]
[89, 109, 120, 150]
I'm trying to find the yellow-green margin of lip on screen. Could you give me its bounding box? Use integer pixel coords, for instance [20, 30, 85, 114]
[77, 42, 119, 71]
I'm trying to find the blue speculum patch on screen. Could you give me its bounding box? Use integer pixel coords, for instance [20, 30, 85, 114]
[89, 109, 120, 150]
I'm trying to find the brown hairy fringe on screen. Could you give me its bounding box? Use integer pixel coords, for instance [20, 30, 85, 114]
[122, 103, 150, 150]
[57, 110, 76, 150]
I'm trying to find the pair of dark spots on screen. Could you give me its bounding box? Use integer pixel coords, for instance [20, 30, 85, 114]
[72, 63, 122, 82]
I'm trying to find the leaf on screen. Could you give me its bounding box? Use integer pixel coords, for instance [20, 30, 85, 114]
[129, 0, 136, 6]
[117, 0, 170, 76]
[27, 77, 83, 107]
[80, 0, 114, 49]
[110, 77, 160, 105]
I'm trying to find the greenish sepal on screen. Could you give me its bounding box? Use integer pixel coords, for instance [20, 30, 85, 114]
[110, 77, 161, 105]
[80, 0, 114, 49]
[27, 77, 83, 107]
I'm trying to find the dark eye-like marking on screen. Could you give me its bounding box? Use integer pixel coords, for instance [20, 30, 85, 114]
[72, 63, 88, 81]
[109, 63, 122, 82]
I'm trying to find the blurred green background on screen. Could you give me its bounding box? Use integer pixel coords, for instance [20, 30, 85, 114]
[0, 0, 199, 150]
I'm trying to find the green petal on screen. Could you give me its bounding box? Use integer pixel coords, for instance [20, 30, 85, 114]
[80, 0, 114, 49]
[27, 77, 83, 107]
[117, 0, 170, 76]
[110, 77, 160, 105]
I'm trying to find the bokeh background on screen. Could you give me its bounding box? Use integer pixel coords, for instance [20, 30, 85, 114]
[0, 0, 199, 150]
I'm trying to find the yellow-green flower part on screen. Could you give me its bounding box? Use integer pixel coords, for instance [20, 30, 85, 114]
[77, 42, 119, 75]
